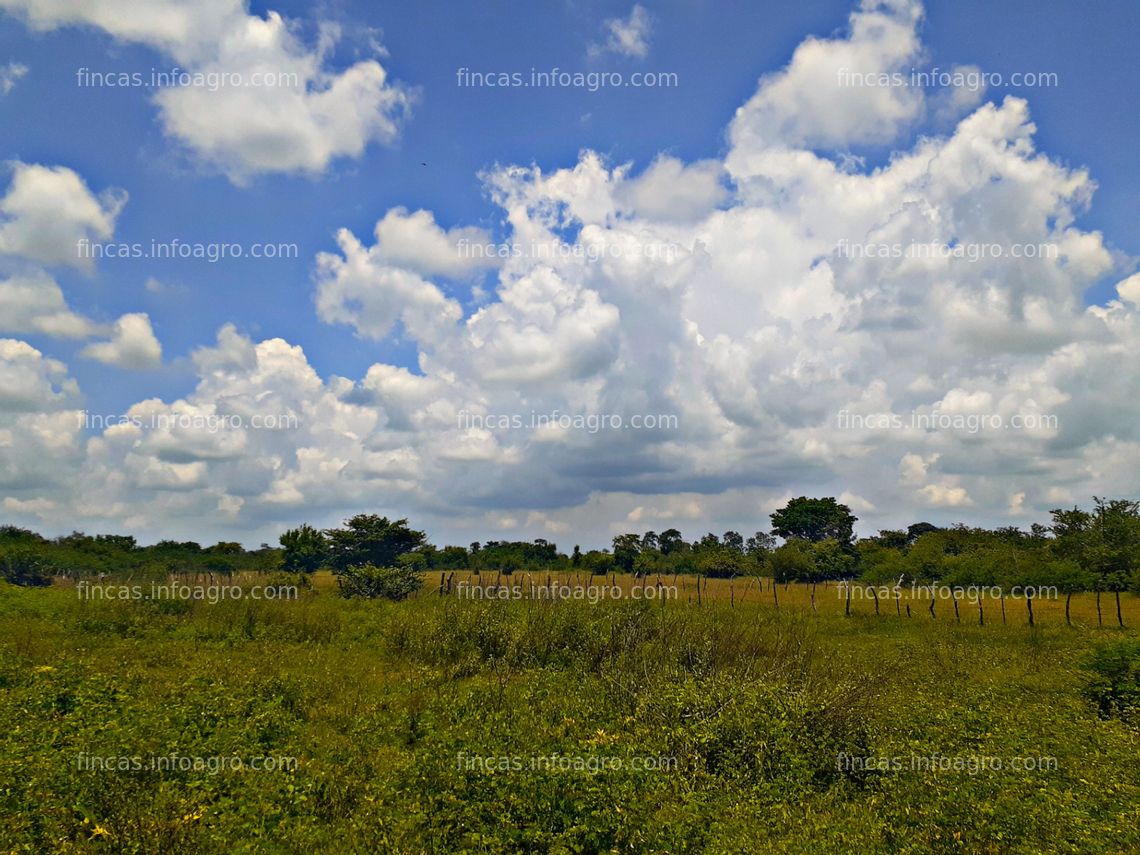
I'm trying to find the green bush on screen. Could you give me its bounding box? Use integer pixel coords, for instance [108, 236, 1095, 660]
[1083, 638, 1140, 723]
[0, 547, 53, 586]
[336, 563, 422, 600]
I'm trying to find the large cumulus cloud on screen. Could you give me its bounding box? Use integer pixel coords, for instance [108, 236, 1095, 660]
[1, 0, 1136, 547]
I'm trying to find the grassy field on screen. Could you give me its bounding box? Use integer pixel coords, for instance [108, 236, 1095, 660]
[2, 574, 1139, 853]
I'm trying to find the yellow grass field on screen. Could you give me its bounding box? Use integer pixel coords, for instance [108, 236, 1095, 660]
[409, 569, 1140, 627]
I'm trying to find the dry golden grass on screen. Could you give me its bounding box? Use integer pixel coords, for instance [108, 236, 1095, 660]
[418, 568, 1140, 627]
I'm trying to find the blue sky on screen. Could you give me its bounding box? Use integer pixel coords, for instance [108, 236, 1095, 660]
[0, 0, 1137, 547]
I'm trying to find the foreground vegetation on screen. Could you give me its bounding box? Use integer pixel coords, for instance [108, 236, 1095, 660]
[2, 577, 1138, 853]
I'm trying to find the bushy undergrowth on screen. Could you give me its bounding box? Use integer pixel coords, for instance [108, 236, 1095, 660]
[1, 583, 1138, 853]
[1084, 638, 1140, 724]
[0, 547, 53, 586]
[335, 563, 422, 600]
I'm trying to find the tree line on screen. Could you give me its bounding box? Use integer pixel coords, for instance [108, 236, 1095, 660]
[4, 498, 1139, 611]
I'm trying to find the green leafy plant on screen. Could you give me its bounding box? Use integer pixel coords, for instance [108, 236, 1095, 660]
[0, 547, 53, 586]
[335, 563, 423, 600]
[1083, 638, 1140, 723]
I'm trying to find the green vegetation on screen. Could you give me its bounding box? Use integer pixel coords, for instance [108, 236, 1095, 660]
[335, 562, 423, 601]
[2, 496, 1140, 851]
[1, 581, 1138, 853]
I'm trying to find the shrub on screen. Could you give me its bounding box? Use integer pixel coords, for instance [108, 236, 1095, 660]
[1083, 638, 1140, 724]
[336, 563, 422, 600]
[0, 548, 53, 587]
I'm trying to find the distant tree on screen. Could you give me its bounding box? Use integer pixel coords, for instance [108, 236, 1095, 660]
[906, 522, 940, 543]
[1086, 498, 1140, 626]
[325, 515, 426, 573]
[658, 529, 685, 555]
[809, 539, 858, 582]
[152, 540, 203, 553]
[0, 547, 53, 586]
[612, 534, 642, 573]
[771, 497, 857, 546]
[745, 531, 776, 557]
[204, 557, 235, 577]
[858, 538, 907, 584]
[437, 546, 469, 569]
[95, 534, 137, 551]
[1033, 560, 1095, 626]
[641, 531, 659, 552]
[206, 541, 243, 554]
[583, 550, 616, 575]
[769, 540, 813, 583]
[571, 545, 582, 567]
[697, 533, 720, 551]
[0, 526, 44, 544]
[696, 547, 745, 578]
[279, 524, 329, 573]
[721, 531, 744, 554]
[873, 529, 908, 550]
[634, 548, 668, 578]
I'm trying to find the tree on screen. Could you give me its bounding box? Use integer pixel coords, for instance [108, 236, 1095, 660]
[571, 545, 582, 567]
[1052, 499, 1140, 626]
[721, 531, 744, 554]
[873, 529, 908, 550]
[858, 539, 906, 584]
[95, 534, 137, 551]
[583, 550, 616, 575]
[206, 541, 243, 554]
[658, 529, 685, 555]
[809, 539, 858, 582]
[696, 547, 745, 578]
[770, 497, 857, 546]
[1087, 498, 1140, 627]
[769, 540, 813, 583]
[436, 546, 469, 569]
[612, 534, 641, 573]
[745, 531, 776, 557]
[634, 548, 668, 578]
[279, 524, 329, 573]
[697, 533, 721, 551]
[0, 546, 53, 586]
[640, 531, 659, 552]
[325, 515, 426, 573]
[906, 522, 940, 544]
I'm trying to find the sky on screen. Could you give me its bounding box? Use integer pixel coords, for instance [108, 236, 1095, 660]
[0, 0, 1137, 549]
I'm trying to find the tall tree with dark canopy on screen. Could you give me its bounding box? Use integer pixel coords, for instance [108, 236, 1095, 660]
[770, 497, 858, 546]
[325, 515, 426, 572]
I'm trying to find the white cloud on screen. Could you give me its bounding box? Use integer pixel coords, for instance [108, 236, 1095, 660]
[0, 1, 411, 182]
[2, 0, 1139, 548]
[728, 0, 924, 158]
[0, 60, 27, 94]
[0, 338, 76, 411]
[0, 270, 99, 338]
[590, 4, 652, 59]
[1116, 273, 1140, 307]
[619, 156, 727, 222]
[918, 483, 973, 508]
[0, 162, 126, 269]
[370, 208, 496, 279]
[315, 227, 464, 343]
[81, 313, 162, 369]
